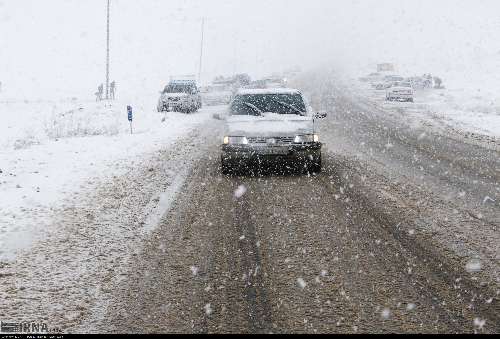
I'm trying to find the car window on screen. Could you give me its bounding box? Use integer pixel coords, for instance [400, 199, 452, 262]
[230, 93, 306, 116]
[163, 84, 195, 94]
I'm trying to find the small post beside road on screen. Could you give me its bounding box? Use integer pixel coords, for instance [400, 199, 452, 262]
[127, 105, 133, 134]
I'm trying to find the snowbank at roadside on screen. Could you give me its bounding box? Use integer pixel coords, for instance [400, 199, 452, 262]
[350, 79, 500, 140]
[0, 98, 218, 262]
[416, 88, 500, 139]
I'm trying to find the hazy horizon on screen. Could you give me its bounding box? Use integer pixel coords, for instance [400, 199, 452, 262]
[1, 0, 499, 99]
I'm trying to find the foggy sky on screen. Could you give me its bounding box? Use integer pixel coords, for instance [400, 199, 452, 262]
[1, 0, 499, 99]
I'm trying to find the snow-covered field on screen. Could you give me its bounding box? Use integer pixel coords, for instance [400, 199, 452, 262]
[348, 78, 500, 142]
[0, 97, 217, 262]
[416, 88, 500, 139]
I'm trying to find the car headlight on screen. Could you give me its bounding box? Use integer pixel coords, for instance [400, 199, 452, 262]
[223, 136, 249, 145]
[294, 134, 319, 143]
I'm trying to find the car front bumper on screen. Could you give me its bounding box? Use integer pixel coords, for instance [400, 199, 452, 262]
[159, 101, 188, 111]
[222, 143, 322, 168]
[388, 93, 413, 99]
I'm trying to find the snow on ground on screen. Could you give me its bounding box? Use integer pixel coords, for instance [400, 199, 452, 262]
[416, 88, 500, 139]
[0, 96, 219, 262]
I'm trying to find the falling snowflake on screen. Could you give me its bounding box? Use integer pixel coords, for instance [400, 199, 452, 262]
[406, 303, 416, 311]
[297, 278, 307, 289]
[473, 318, 486, 330]
[381, 308, 391, 320]
[234, 185, 247, 198]
[190, 266, 199, 276]
[204, 303, 213, 316]
[465, 259, 482, 273]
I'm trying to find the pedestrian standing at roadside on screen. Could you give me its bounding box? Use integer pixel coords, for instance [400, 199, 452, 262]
[96, 83, 104, 101]
[110, 81, 116, 100]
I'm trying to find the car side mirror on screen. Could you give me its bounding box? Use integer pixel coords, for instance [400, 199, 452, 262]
[314, 111, 327, 119]
[212, 113, 225, 121]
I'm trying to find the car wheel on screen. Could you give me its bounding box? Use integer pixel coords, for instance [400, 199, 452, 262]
[307, 155, 322, 174]
[221, 158, 231, 175]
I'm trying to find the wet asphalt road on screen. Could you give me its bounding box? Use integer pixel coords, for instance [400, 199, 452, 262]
[92, 85, 499, 333]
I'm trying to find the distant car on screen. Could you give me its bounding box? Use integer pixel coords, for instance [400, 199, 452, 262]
[373, 75, 405, 90]
[157, 80, 202, 113]
[386, 81, 414, 102]
[218, 88, 326, 174]
[407, 76, 432, 90]
[201, 85, 232, 106]
[359, 72, 383, 83]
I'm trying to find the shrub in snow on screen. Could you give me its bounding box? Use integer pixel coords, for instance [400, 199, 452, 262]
[44, 106, 121, 139]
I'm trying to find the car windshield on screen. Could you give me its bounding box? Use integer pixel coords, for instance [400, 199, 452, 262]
[163, 84, 195, 94]
[393, 82, 412, 88]
[230, 93, 306, 116]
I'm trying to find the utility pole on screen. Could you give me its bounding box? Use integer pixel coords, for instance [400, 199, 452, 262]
[105, 0, 110, 100]
[198, 17, 205, 85]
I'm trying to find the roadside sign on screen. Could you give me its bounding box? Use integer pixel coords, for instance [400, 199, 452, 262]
[127, 106, 133, 134]
[127, 106, 133, 121]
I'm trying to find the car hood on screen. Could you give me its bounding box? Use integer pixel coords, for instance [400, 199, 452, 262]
[226, 113, 314, 137]
[162, 93, 188, 99]
[389, 86, 413, 91]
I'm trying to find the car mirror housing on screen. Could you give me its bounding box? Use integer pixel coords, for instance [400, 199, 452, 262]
[213, 113, 225, 121]
[314, 111, 327, 119]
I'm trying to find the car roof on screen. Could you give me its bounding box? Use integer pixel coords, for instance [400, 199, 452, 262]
[236, 88, 301, 96]
[169, 80, 196, 85]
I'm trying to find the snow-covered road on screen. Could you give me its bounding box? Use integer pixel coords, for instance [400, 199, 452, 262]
[0, 77, 498, 334]
[0, 101, 222, 262]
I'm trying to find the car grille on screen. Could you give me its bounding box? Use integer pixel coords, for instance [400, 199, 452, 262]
[247, 137, 295, 145]
[168, 97, 181, 102]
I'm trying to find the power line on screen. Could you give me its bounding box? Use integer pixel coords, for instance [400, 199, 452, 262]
[105, 0, 110, 100]
[198, 17, 205, 85]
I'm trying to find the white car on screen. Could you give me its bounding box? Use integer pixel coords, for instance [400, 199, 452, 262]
[386, 81, 414, 102]
[201, 85, 232, 106]
[217, 88, 326, 174]
[373, 75, 405, 90]
[157, 80, 202, 113]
